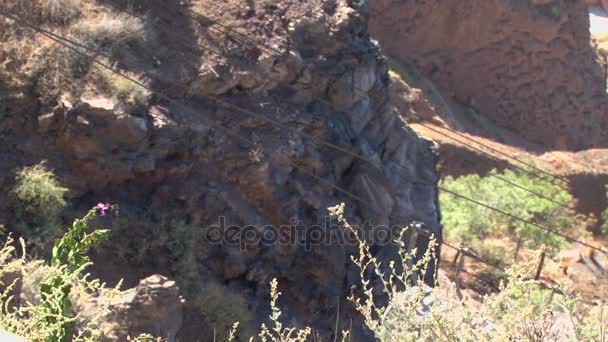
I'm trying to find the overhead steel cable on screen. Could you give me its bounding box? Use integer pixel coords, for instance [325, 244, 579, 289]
[441, 187, 607, 254]
[417, 122, 569, 185]
[165, 2, 572, 188]
[181, 4, 288, 57]
[98, 1, 574, 209]
[473, 172, 572, 210]
[100, 0, 230, 59]
[158, 4, 574, 197]
[441, 241, 505, 272]
[5, 13, 604, 307]
[3, 10, 606, 258]
[103, 0, 285, 58]
[370, 4, 572, 186]
[418, 122, 571, 192]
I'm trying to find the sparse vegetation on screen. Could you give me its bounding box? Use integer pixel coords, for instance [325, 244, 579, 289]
[95, 62, 149, 105]
[3, 0, 81, 25]
[0, 1, 606, 340]
[327, 203, 608, 342]
[440, 169, 587, 256]
[1, 197, 606, 341]
[0, 209, 110, 341]
[256, 279, 311, 342]
[25, 9, 147, 103]
[11, 162, 69, 247]
[71, 13, 146, 51]
[601, 203, 608, 236]
[40, 0, 82, 24]
[102, 206, 255, 339]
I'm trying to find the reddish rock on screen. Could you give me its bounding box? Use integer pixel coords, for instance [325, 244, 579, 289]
[370, 0, 608, 150]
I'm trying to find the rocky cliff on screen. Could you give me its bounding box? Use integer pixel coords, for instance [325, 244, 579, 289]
[0, 0, 440, 339]
[370, 0, 608, 150]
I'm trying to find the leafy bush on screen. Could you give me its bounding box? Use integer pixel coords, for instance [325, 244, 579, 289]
[327, 203, 607, 342]
[12, 163, 68, 221]
[11, 163, 69, 246]
[0, 208, 110, 341]
[601, 206, 608, 236]
[193, 281, 257, 340]
[2, 201, 606, 341]
[470, 239, 512, 268]
[440, 169, 583, 252]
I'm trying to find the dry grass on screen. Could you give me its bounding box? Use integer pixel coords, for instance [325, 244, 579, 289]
[94, 62, 150, 105]
[3, 0, 81, 25]
[41, 0, 82, 24]
[72, 12, 146, 50]
[13, 8, 148, 103]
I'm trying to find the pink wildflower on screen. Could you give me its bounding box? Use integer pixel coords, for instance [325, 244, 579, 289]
[95, 203, 110, 216]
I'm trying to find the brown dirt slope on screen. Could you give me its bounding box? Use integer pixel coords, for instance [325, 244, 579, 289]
[370, 0, 608, 150]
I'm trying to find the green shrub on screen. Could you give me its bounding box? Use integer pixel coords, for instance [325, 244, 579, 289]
[328, 203, 607, 342]
[470, 239, 512, 268]
[0, 208, 111, 341]
[601, 206, 608, 236]
[11, 163, 69, 245]
[191, 280, 256, 340]
[12, 163, 68, 220]
[440, 169, 582, 252]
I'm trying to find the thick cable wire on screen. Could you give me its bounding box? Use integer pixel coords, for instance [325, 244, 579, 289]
[2, 10, 605, 258]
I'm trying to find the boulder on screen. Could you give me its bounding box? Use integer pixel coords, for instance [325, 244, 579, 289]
[80, 275, 185, 341]
[107, 114, 148, 145]
[0, 330, 29, 342]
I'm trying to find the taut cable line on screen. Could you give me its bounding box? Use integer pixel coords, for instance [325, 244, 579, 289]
[100, 1, 573, 208]
[2, 10, 605, 258]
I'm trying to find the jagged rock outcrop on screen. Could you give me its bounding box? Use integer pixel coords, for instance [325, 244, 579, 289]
[370, 0, 608, 150]
[76, 275, 185, 341]
[0, 0, 441, 339]
[11, 269, 184, 341]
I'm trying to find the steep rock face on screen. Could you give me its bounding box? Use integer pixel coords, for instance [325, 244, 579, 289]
[370, 0, 608, 150]
[0, 0, 440, 339]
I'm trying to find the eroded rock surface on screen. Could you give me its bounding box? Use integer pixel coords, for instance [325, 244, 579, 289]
[370, 0, 608, 150]
[0, 0, 441, 339]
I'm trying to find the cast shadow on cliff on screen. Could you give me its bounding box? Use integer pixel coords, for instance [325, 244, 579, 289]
[98, 0, 202, 99]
